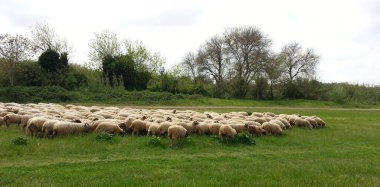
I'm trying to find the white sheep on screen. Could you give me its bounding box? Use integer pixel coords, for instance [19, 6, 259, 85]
[219, 125, 237, 139]
[194, 123, 210, 135]
[4, 114, 22, 127]
[26, 117, 49, 136]
[130, 119, 148, 135]
[52, 122, 93, 136]
[208, 123, 222, 135]
[41, 119, 60, 137]
[262, 122, 283, 136]
[147, 123, 160, 136]
[157, 122, 173, 136]
[294, 118, 313, 128]
[168, 125, 188, 146]
[94, 122, 125, 135]
[229, 124, 247, 133]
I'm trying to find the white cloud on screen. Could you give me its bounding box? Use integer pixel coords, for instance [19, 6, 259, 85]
[0, 0, 379, 84]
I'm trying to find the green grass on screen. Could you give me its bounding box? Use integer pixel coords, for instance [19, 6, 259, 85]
[0, 108, 380, 186]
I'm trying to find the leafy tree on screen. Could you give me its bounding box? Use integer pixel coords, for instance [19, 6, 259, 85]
[38, 49, 68, 73]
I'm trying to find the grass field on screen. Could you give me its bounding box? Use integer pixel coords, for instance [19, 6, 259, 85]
[0, 107, 379, 186]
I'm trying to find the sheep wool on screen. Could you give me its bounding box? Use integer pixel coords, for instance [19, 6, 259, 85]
[219, 125, 237, 139]
[168, 125, 188, 146]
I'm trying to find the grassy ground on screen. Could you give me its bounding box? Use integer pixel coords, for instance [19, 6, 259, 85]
[0, 108, 379, 186]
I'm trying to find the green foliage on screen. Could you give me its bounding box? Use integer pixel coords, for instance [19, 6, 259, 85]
[235, 132, 256, 145]
[95, 132, 114, 141]
[147, 136, 163, 147]
[11, 137, 27, 146]
[38, 49, 67, 73]
[5, 86, 75, 103]
[15, 60, 47, 86]
[219, 132, 256, 145]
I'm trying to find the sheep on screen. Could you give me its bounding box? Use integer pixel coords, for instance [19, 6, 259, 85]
[20, 115, 34, 129]
[294, 118, 313, 128]
[261, 122, 283, 136]
[208, 123, 222, 135]
[94, 122, 125, 135]
[251, 112, 264, 117]
[305, 117, 319, 128]
[41, 119, 60, 137]
[130, 119, 147, 135]
[176, 121, 197, 135]
[312, 116, 326, 127]
[229, 124, 248, 133]
[247, 125, 266, 136]
[4, 114, 22, 127]
[264, 112, 276, 117]
[147, 123, 160, 136]
[276, 118, 292, 129]
[219, 125, 237, 139]
[253, 118, 267, 124]
[244, 121, 261, 127]
[269, 119, 286, 130]
[168, 125, 188, 146]
[194, 123, 210, 135]
[26, 117, 49, 136]
[52, 122, 93, 136]
[157, 122, 173, 136]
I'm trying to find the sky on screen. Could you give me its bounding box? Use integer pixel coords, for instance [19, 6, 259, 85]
[0, 0, 379, 84]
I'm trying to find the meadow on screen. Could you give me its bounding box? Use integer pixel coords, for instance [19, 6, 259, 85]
[0, 107, 379, 186]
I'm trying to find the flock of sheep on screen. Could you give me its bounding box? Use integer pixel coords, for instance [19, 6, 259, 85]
[0, 102, 326, 145]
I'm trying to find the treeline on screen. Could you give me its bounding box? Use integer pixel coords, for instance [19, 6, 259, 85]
[0, 24, 379, 104]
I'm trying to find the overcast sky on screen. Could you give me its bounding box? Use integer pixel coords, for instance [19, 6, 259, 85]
[1, 0, 379, 84]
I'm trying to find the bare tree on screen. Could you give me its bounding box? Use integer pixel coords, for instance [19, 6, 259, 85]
[88, 30, 121, 69]
[224, 26, 271, 97]
[280, 42, 319, 83]
[181, 52, 197, 84]
[196, 35, 228, 96]
[30, 23, 70, 55]
[0, 34, 30, 86]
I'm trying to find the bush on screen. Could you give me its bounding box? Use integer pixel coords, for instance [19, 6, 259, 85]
[11, 137, 27, 146]
[235, 132, 256, 145]
[95, 132, 114, 141]
[148, 136, 163, 147]
[219, 132, 255, 145]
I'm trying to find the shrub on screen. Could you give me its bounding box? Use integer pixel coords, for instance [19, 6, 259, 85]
[218, 132, 255, 145]
[148, 136, 163, 147]
[235, 132, 256, 145]
[11, 137, 27, 146]
[95, 132, 114, 141]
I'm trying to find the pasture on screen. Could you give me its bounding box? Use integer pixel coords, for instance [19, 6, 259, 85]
[0, 107, 379, 186]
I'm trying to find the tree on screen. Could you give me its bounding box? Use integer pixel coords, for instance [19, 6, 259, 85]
[280, 42, 320, 83]
[181, 52, 198, 84]
[264, 53, 285, 98]
[196, 35, 228, 97]
[30, 23, 71, 55]
[0, 34, 30, 86]
[224, 26, 271, 97]
[88, 30, 121, 69]
[38, 49, 68, 73]
[124, 39, 165, 74]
